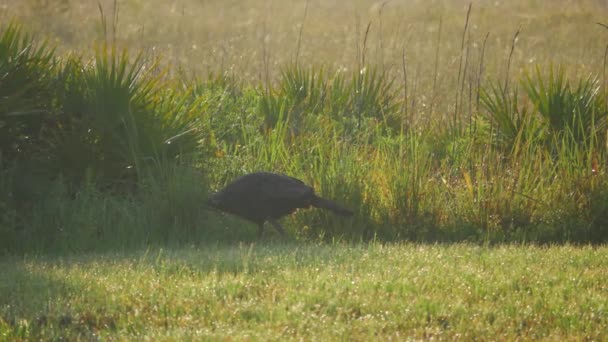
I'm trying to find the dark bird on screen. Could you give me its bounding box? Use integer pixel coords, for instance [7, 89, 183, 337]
[208, 172, 353, 237]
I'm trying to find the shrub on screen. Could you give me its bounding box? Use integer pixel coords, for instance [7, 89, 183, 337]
[0, 21, 55, 162]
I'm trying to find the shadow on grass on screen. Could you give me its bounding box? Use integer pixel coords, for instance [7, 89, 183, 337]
[0, 238, 360, 339]
[0, 257, 120, 340]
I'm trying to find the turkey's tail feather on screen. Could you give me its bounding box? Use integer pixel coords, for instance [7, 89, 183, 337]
[312, 196, 354, 216]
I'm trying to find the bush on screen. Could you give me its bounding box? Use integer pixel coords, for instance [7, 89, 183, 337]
[0, 21, 56, 162]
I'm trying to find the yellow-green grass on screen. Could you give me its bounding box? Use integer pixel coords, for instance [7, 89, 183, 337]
[1, 244, 607, 340]
[1, 3, 607, 338]
[3, 0, 605, 79]
[3, 0, 607, 132]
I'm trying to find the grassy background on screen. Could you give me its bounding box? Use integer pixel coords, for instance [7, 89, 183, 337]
[1, 1, 608, 339]
[1, 0, 608, 251]
[4, 0, 606, 126]
[2, 243, 607, 340]
[3, 0, 605, 77]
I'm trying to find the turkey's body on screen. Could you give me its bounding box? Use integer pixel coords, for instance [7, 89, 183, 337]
[208, 172, 353, 236]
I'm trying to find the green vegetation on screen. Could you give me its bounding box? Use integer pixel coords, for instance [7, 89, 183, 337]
[1, 244, 607, 340]
[2, 0, 608, 250]
[1, 1, 607, 339]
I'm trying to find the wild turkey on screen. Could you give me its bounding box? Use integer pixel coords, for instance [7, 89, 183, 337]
[208, 172, 353, 237]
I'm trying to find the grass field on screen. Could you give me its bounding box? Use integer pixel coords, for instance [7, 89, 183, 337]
[1, 1, 608, 338]
[4, 0, 606, 76]
[1, 0, 607, 244]
[2, 243, 607, 340]
[1, 0, 608, 247]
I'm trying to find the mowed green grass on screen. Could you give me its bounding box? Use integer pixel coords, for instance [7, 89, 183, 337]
[1, 243, 606, 340]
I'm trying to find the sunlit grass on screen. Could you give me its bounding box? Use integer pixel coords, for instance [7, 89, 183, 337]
[1, 244, 606, 340]
[1, 1, 607, 248]
[1, 2, 607, 338]
[3, 0, 605, 85]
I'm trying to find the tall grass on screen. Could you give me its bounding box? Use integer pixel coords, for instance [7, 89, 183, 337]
[1, 5, 608, 253]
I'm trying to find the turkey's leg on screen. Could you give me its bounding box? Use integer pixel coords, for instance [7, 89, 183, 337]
[269, 220, 286, 235]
